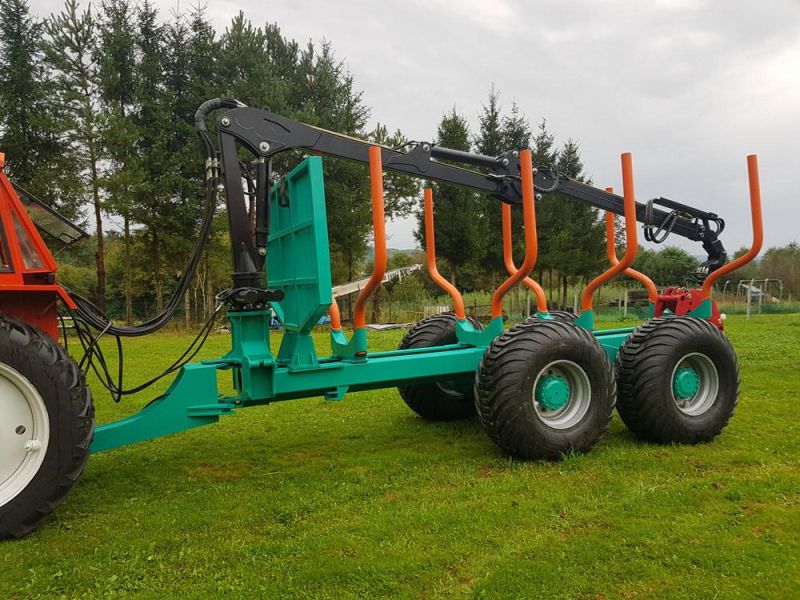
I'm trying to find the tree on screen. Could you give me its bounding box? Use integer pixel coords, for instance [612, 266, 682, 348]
[0, 0, 80, 216]
[293, 41, 372, 284]
[633, 246, 699, 287]
[474, 86, 506, 281]
[415, 108, 485, 289]
[531, 123, 604, 307]
[44, 0, 107, 308]
[130, 0, 171, 312]
[218, 12, 271, 107]
[98, 0, 137, 323]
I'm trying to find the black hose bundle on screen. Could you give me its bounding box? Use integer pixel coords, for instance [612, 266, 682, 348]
[62, 97, 250, 401]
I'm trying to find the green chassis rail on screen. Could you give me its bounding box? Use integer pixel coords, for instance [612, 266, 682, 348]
[90, 157, 710, 454]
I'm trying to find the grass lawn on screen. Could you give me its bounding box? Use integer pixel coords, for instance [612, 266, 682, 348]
[2, 313, 799, 599]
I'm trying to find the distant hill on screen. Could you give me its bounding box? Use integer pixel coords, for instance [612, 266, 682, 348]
[387, 247, 419, 256]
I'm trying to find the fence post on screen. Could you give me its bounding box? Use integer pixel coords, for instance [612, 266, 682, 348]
[526, 291, 531, 319]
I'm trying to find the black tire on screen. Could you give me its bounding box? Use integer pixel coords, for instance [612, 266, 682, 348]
[0, 314, 94, 539]
[397, 313, 484, 420]
[616, 316, 739, 444]
[523, 310, 576, 324]
[475, 320, 615, 460]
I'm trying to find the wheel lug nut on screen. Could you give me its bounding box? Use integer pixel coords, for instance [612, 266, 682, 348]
[24, 440, 42, 452]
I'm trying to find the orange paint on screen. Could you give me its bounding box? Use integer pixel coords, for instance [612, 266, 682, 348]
[352, 146, 387, 329]
[604, 187, 657, 303]
[424, 188, 466, 320]
[580, 154, 638, 312]
[490, 149, 537, 318]
[502, 203, 547, 312]
[700, 155, 763, 300]
[329, 299, 342, 331]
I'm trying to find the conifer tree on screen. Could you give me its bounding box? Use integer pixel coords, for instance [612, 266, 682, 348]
[98, 0, 137, 322]
[45, 0, 107, 308]
[474, 86, 506, 280]
[0, 0, 79, 215]
[415, 108, 485, 289]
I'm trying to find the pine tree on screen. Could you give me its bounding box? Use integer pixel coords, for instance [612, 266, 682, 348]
[44, 0, 107, 308]
[537, 134, 605, 307]
[475, 86, 504, 156]
[293, 41, 372, 284]
[131, 0, 170, 312]
[0, 0, 79, 216]
[415, 108, 485, 289]
[99, 0, 137, 323]
[474, 86, 506, 281]
[502, 101, 532, 152]
[218, 12, 270, 106]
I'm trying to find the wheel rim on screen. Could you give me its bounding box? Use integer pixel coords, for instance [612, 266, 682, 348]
[532, 360, 591, 429]
[0, 363, 49, 509]
[671, 352, 718, 416]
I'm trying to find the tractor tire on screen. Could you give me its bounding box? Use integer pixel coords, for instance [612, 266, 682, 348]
[475, 320, 615, 460]
[615, 316, 739, 444]
[523, 310, 576, 324]
[0, 314, 94, 539]
[397, 313, 484, 420]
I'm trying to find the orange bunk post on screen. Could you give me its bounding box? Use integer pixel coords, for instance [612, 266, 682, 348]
[699, 155, 763, 302]
[502, 203, 548, 316]
[575, 153, 638, 330]
[423, 188, 466, 320]
[487, 149, 538, 327]
[329, 299, 342, 331]
[330, 145, 387, 357]
[604, 186, 657, 317]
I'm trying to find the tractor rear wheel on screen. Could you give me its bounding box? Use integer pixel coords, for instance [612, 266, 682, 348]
[615, 316, 739, 444]
[0, 315, 93, 539]
[475, 320, 615, 460]
[397, 313, 484, 420]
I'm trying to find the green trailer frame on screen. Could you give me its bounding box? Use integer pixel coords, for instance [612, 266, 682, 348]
[91, 156, 714, 454]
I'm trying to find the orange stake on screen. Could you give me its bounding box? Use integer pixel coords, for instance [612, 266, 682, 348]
[490, 149, 537, 318]
[580, 153, 638, 312]
[502, 203, 548, 313]
[604, 187, 657, 303]
[424, 188, 466, 320]
[352, 146, 387, 329]
[700, 154, 763, 300]
[329, 299, 342, 331]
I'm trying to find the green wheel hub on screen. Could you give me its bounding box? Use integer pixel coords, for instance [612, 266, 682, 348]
[535, 375, 571, 411]
[672, 366, 700, 400]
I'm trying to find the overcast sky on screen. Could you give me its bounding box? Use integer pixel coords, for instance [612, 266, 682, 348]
[29, 0, 800, 254]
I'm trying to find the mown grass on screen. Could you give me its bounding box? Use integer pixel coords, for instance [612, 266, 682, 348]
[2, 314, 799, 599]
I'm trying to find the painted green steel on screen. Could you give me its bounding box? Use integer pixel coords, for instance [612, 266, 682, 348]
[535, 375, 571, 411]
[91, 362, 231, 453]
[268, 156, 332, 370]
[457, 316, 504, 346]
[574, 310, 595, 330]
[673, 366, 700, 399]
[687, 298, 713, 319]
